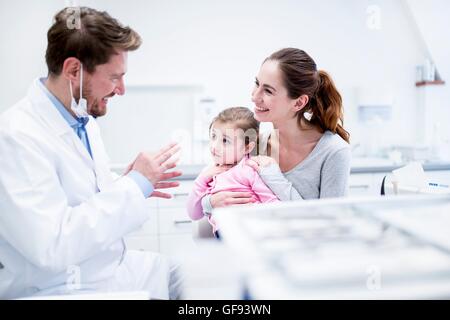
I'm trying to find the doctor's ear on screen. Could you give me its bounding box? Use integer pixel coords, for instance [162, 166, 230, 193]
[61, 58, 82, 81]
[293, 94, 309, 112]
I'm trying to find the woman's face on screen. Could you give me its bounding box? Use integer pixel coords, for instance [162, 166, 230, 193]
[251, 60, 299, 124]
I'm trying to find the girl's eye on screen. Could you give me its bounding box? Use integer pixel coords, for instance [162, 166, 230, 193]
[255, 81, 259, 87]
[265, 89, 272, 95]
[211, 133, 216, 139]
[223, 138, 230, 144]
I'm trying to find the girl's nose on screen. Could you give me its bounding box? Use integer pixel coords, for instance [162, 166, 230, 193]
[210, 143, 218, 154]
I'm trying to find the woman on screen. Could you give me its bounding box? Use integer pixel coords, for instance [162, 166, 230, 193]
[201, 48, 351, 211]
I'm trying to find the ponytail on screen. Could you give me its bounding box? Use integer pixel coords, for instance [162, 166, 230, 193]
[307, 70, 350, 143]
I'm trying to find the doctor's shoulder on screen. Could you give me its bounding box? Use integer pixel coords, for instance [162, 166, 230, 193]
[0, 100, 48, 145]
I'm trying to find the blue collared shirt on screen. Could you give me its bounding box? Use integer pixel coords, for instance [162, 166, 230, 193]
[38, 78, 153, 198]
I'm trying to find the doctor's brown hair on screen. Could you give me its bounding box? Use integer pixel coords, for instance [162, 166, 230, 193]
[266, 48, 350, 143]
[45, 7, 142, 76]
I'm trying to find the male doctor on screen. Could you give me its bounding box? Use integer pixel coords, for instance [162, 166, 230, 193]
[0, 7, 183, 299]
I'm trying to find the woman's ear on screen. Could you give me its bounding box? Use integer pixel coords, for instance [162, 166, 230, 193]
[293, 94, 309, 112]
[245, 141, 256, 155]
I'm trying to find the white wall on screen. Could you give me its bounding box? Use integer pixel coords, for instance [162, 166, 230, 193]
[0, 0, 62, 110]
[404, 0, 450, 156]
[1, 0, 442, 164]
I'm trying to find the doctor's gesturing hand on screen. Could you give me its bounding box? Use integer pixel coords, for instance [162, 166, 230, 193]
[125, 142, 182, 198]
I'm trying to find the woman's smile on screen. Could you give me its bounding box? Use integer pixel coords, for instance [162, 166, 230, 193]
[254, 105, 269, 113]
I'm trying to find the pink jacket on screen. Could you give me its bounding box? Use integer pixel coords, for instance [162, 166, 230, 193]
[186, 158, 279, 232]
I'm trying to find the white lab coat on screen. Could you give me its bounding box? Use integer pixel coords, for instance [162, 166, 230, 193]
[0, 79, 177, 299]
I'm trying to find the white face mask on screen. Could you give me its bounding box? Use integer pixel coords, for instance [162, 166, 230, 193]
[69, 64, 89, 118]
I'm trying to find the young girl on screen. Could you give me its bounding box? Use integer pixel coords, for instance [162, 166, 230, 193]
[186, 107, 279, 237]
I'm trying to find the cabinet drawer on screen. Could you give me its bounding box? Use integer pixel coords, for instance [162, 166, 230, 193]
[158, 192, 190, 208]
[348, 174, 373, 196]
[158, 181, 195, 208]
[159, 234, 197, 256]
[159, 208, 193, 235]
[124, 235, 159, 252]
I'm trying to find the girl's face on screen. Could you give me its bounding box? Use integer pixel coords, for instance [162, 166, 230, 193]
[209, 122, 253, 165]
[251, 60, 300, 124]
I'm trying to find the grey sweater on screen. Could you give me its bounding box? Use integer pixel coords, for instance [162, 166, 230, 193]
[201, 130, 351, 213]
[258, 131, 351, 200]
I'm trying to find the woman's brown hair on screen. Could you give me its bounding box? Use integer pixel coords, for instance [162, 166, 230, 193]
[46, 7, 142, 75]
[266, 48, 350, 143]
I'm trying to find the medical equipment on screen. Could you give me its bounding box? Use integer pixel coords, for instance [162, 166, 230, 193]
[215, 195, 450, 299]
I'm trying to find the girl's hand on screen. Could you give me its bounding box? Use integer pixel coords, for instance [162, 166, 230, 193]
[200, 164, 233, 182]
[246, 155, 277, 173]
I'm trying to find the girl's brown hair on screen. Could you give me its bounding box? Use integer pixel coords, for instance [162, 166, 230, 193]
[266, 48, 350, 143]
[210, 107, 260, 156]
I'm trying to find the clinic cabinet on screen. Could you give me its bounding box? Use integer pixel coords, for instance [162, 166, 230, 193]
[125, 169, 450, 254]
[124, 180, 197, 256]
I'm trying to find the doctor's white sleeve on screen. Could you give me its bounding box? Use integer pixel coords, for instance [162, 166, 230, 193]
[0, 131, 150, 272]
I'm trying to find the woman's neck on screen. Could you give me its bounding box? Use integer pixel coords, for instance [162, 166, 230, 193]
[270, 117, 324, 172]
[273, 117, 321, 149]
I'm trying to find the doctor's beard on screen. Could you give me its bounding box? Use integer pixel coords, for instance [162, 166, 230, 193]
[74, 79, 108, 118]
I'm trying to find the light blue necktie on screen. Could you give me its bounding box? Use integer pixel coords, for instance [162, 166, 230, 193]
[75, 117, 92, 158]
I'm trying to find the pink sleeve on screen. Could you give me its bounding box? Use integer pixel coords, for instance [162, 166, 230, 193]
[248, 166, 279, 203]
[186, 175, 210, 220]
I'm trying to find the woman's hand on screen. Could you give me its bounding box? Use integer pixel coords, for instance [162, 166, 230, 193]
[210, 191, 254, 209]
[246, 155, 277, 173]
[199, 164, 233, 182]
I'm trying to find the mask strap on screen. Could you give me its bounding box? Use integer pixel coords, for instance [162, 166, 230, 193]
[79, 63, 83, 99]
[69, 78, 74, 98]
[68, 63, 82, 100]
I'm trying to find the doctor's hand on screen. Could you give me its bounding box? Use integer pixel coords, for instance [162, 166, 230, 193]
[150, 181, 180, 199]
[246, 155, 278, 173]
[209, 191, 254, 209]
[127, 142, 182, 186]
